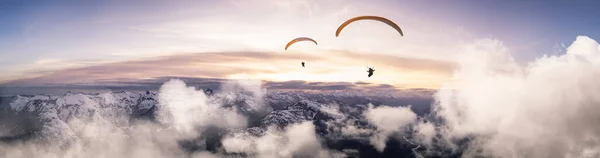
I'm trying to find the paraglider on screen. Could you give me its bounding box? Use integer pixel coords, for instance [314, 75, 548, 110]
[335, 16, 404, 37]
[284, 37, 318, 50]
[334, 15, 402, 78]
[285, 37, 318, 68]
[367, 67, 375, 77]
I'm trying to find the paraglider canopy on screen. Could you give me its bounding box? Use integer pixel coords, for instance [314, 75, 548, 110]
[284, 37, 318, 50]
[336, 16, 404, 37]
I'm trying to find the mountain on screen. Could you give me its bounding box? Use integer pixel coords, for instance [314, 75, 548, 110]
[0, 89, 449, 158]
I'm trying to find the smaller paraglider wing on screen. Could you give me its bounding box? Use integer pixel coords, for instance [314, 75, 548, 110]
[336, 16, 404, 37]
[285, 37, 318, 50]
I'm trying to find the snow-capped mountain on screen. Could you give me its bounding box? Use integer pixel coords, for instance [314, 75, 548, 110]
[0, 89, 437, 157]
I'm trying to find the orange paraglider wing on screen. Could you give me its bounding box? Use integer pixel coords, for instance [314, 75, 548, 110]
[336, 16, 404, 37]
[284, 37, 318, 50]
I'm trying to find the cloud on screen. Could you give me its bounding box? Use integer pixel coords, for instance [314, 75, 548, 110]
[413, 120, 436, 147]
[364, 104, 417, 152]
[4, 52, 294, 85]
[2, 50, 455, 89]
[429, 36, 600, 158]
[156, 79, 249, 138]
[221, 121, 338, 158]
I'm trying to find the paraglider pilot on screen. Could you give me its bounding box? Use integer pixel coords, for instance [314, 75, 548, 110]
[367, 67, 375, 77]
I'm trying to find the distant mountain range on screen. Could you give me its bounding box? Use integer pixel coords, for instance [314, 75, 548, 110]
[0, 89, 462, 158]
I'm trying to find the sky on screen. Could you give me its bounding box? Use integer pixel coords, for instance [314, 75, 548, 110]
[1, 0, 600, 90]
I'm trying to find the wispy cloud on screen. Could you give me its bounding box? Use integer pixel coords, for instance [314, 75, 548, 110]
[0, 76, 438, 96]
[2, 0, 478, 86]
[3, 50, 455, 89]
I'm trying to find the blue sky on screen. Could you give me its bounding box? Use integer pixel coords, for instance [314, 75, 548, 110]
[402, 0, 600, 60]
[1, 0, 600, 88]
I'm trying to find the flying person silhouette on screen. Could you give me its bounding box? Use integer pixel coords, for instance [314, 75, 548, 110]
[367, 67, 375, 77]
[301, 62, 305, 68]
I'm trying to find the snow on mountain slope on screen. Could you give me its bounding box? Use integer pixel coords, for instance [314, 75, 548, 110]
[2, 89, 430, 128]
[0, 89, 433, 157]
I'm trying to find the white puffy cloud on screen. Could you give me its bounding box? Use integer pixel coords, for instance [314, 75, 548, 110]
[414, 120, 436, 147]
[221, 121, 338, 158]
[157, 79, 249, 138]
[363, 104, 417, 152]
[432, 36, 600, 158]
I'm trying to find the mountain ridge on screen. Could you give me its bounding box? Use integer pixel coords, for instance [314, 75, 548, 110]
[0, 89, 443, 158]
